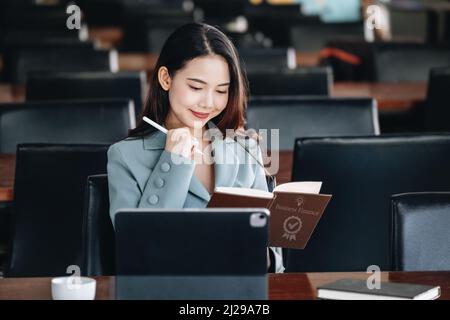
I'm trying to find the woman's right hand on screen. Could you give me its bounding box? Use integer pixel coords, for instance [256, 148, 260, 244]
[165, 128, 198, 159]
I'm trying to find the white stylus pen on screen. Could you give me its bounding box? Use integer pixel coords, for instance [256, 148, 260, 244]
[143, 116, 203, 155]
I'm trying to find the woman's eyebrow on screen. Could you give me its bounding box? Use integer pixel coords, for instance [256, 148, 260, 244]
[187, 78, 230, 86]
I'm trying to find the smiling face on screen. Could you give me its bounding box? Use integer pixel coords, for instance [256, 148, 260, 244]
[160, 54, 230, 134]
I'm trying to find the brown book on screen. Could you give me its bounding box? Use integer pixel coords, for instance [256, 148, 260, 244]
[207, 182, 331, 249]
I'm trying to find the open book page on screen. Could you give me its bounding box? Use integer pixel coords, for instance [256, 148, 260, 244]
[214, 182, 322, 198]
[214, 187, 274, 199]
[273, 181, 322, 194]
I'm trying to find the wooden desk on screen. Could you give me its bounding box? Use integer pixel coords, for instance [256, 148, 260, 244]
[0, 81, 427, 114]
[0, 85, 25, 104]
[0, 271, 448, 300]
[118, 53, 158, 72]
[332, 82, 427, 112]
[88, 27, 123, 49]
[0, 154, 15, 202]
[116, 51, 319, 72]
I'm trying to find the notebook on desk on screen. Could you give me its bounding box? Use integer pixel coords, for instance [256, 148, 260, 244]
[207, 181, 332, 249]
[317, 278, 441, 300]
[114, 208, 269, 300]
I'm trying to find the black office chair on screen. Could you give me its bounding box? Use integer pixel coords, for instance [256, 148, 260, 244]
[4, 144, 109, 277]
[0, 99, 135, 153]
[321, 40, 450, 82]
[246, 97, 379, 150]
[0, 28, 85, 47]
[247, 67, 332, 96]
[425, 67, 450, 132]
[287, 134, 450, 272]
[373, 43, 450, 82]
[6, 46, 116, 84]
[239, 47, 297, 73]
[26, 71, 147, 119]
[0, 3, 87, 47]
[0, 2, 78, 29]
[290, 23, 363, 52]
[82, 174, 115, 276]
[392, 192, 450, 271]
[0, 40, 96, 82]
[73, 0, 122, 26]
[319, 39, 373, 81]
[0, 201, 12, 273]
[120, 5, 193, 52]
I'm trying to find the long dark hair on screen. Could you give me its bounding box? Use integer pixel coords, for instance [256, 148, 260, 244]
[128, 23, 249, 138]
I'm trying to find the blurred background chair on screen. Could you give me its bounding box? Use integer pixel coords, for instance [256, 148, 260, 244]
[247, 67, 332, 96]
[424, 67, 450, 132]
[0, 1, 88, 47]
[246, 97, 379, 150]
[373, 43, 450, 82]
[286, 134, 450, 272]
[26, 71, 147, 119]
[4, 144, 109, 277]
[114, 0, 195, 52]
[290, 22, 364, 52]
[0, 99, 135, 154]
[392, 192, 450, 271]
[239, 47, 297, 73]
[3, 45, 117, 84]
[82, 174, 115, 277]
[1, 41, 97, 83]
[0, 201, 12, 273]
[322, 40, 450, 82]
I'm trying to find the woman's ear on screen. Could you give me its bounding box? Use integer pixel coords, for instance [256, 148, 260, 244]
[158, 66, 171, 91]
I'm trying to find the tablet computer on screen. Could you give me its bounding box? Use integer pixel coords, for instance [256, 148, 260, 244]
[115, 208, 269, 300]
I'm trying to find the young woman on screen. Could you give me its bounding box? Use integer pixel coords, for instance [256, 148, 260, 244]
[107, 23, 284, 273]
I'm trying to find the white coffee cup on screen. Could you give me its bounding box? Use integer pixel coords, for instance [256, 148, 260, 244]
[51, 276, 96, 300]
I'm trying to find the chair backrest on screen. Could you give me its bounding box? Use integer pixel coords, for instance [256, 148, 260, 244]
[321, 40, 450, 82]
[0, 4, 87, 46]
[287, 134, 450, 272]
[82, 174, 115, 276]
[246, 97, 379, 150]
[120, 8, 193, 52]
[290, 23, 363, 52]
[0, 99, 135, 153]
[425, 67, 450, 131]
[247, 67, 332, 96]
[373, 43, 450, 82]
[239, 47, 297, 72]
[0, 3, 76, 29]
[4, 144, 109, 277]
[26, 71, 147, 119]
[1, 28, 84, 47]
[392, 192, 450, 271]
[1, 41, 96, 82]
[8, 46, 116, 84]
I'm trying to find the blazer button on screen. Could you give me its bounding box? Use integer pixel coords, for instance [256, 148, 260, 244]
[161, 162, 171, 172]
[148, 194, 159, 205]
[154, 178, 165, 188]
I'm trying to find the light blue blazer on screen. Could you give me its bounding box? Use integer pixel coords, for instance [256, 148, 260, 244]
[107, 122, 284, 273]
